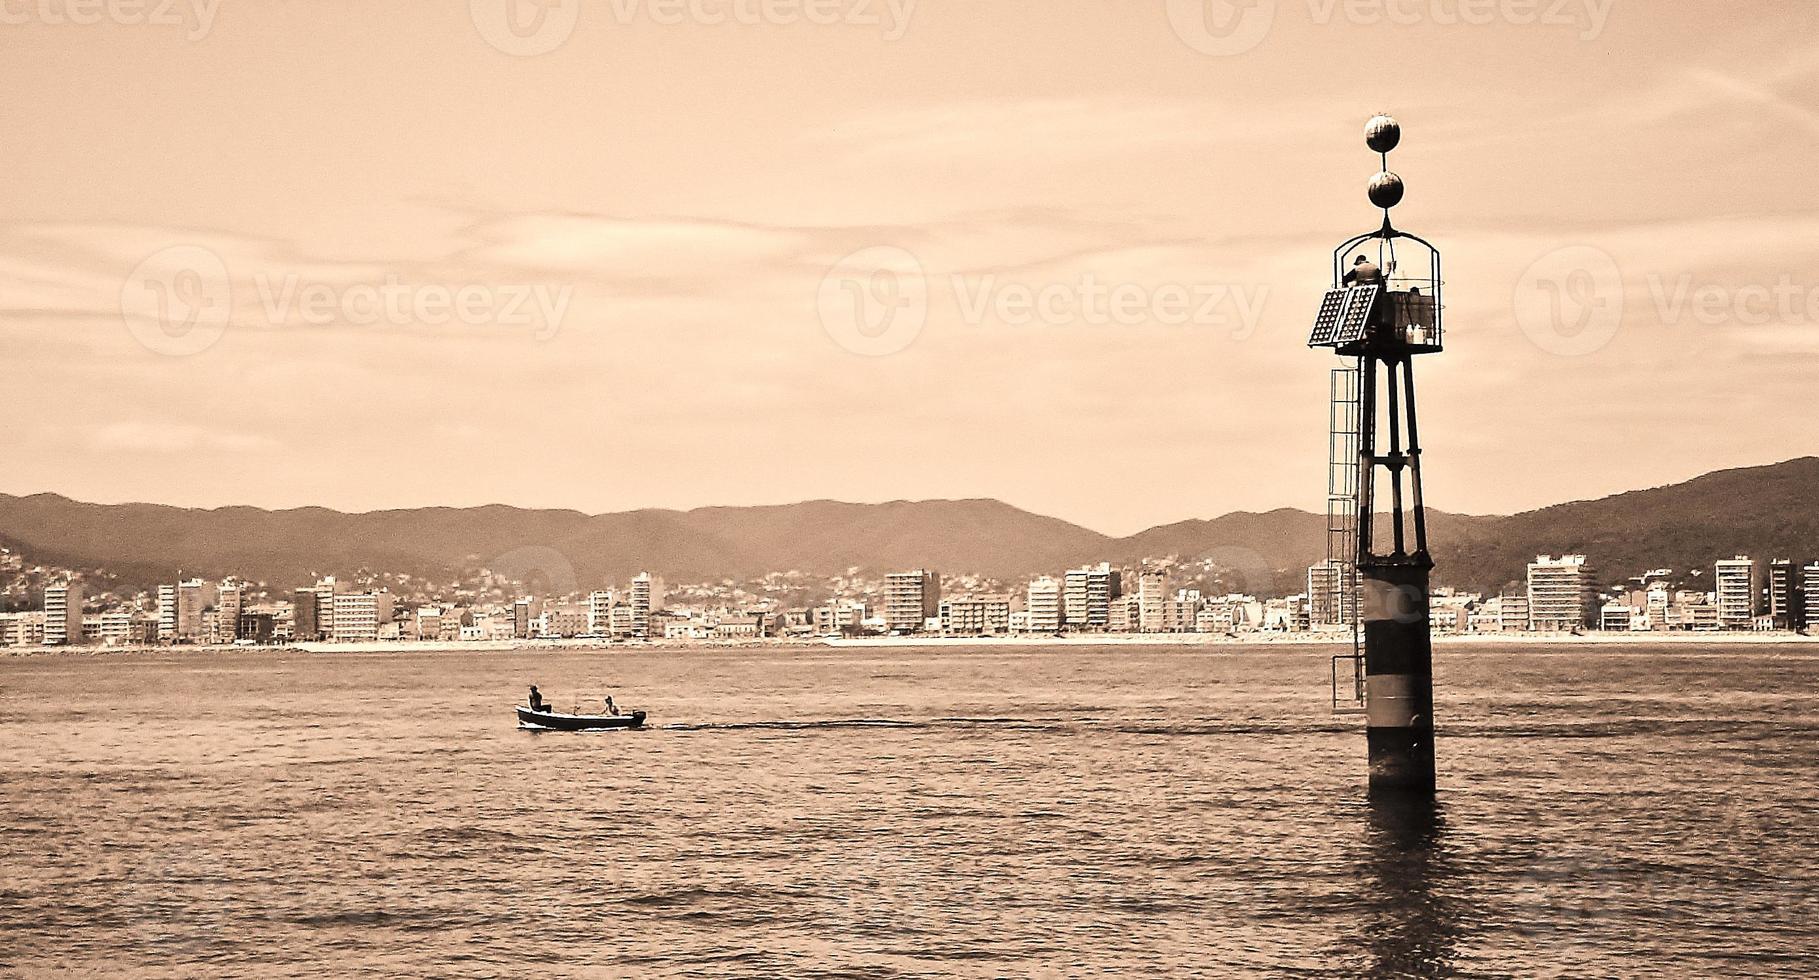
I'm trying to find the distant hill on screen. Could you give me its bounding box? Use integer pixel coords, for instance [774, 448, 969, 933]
[1432, 456, 1819, 592]
[2, 457, 1815, 594]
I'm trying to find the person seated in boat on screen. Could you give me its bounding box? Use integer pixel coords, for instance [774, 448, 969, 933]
[529, 685, 546, 712]
[603, 695, 619, 716]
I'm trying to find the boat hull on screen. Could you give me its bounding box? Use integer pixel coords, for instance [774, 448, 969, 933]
[516, 706, 646, 731]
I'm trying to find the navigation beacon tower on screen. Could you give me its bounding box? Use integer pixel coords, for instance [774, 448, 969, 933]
[1307, 114, 1443, 796]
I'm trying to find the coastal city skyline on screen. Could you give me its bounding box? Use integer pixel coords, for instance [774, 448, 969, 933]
[8, 545, 1813, 649]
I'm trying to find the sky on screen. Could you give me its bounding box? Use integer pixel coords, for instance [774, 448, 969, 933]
[1, 0, 1816, 536]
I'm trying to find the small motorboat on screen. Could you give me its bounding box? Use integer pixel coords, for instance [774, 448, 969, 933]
[516, 705, 647, 731]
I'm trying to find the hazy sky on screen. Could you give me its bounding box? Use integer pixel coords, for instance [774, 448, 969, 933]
[2, 1, 1815, 535]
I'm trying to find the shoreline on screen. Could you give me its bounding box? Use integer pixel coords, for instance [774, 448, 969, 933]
[4, 629, 1816, 659]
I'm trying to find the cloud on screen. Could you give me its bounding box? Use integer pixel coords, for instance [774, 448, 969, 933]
[88, 421, 281, 455]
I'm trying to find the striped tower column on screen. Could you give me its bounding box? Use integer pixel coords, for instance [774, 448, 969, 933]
[1360, 560, 1436, 795]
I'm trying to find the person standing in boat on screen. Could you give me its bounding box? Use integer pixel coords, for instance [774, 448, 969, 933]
[603, 695, 619, 716]
[529, 685, 546, 712]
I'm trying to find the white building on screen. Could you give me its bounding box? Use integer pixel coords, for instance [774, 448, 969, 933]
[157, 584, 178, 642]
[939, 595, 1011, 636]
[1134, 568, 1167, 633]
[885, 570, 940, 634]
[587, 590, 614, 635]
[1714, 557, 1761, 629]
[1307, 560, 1356, 629]
[1025, 576, 1064, 634]
[1527, 555, 1597, 631]
[43, 581, 83, 646]
[331, 591, 394, 642]
[1063, 563, 1119, 631]
[630, 573, 665, 638]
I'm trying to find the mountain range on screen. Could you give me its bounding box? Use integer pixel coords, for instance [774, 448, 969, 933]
[1, 457, 1815, 596]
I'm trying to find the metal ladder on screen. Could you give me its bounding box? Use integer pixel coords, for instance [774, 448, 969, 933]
[1327, 365, 1367, 713]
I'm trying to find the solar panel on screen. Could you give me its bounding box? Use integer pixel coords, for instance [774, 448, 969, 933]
[1307, 288, 1349, 347]
[1332, 284, 1380, 345]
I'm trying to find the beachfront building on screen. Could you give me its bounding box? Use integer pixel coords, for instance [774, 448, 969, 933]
[885, 569, 940, 634]
[1306, 560, 1356, 629]
[293, 587, 323, 640]
[1063, 563, 1120, 632]
[540, 604, 588, 638]
[1714, 557, 1761, 629]
[1767, 558, 1804, 630]
[1527, 555, 1597, 631]
[157, 584, 178, 642]
[1134, 568, 1167, 633]
[0, 611, 47, 646]
[1600, 601, 1644, 631]
[630, 573, 665, 638]
[1025, 576, 1064, 634]
[939, 595, 1011, 636]
[1806, 564, 1819, 630]
[99, 609, 133, 646]
[587, 590, 614, 635]
[42, 581, 83, 646]
[812, 600, 868, 636]
[174, 578, 216, 642]
[331, 590, 394, 642]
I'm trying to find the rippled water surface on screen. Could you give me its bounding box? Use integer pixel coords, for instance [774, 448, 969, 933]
[2, 643, 1815, 977]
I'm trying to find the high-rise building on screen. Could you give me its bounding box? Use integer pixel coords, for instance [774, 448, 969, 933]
[43, 581, 83, 646]
[331, 591, 394, 642]
[1767, 558, 1804, 630]
[1025, 576, 1064, 634]
[313, 577, 338, 641]
[1307, 560, 1357, 628]
[587, 590, 614, 635]
[1714, 557, 1762, 629]
[1527, 555, 1597, 631]
[885, 570, 940, 633]
[176, 578, 217, 642]
[293, 588, 322, 640]
[1063, 563, 1120, 631]
[629, 573, 664, 638]
[157, 584, 178, 642]
[1134, 568, 1167, 632]
[214, 581, 243, 645]
[1806, 563, 1819, 631]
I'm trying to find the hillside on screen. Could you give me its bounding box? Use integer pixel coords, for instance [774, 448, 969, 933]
[2, 457, 1814, 594]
